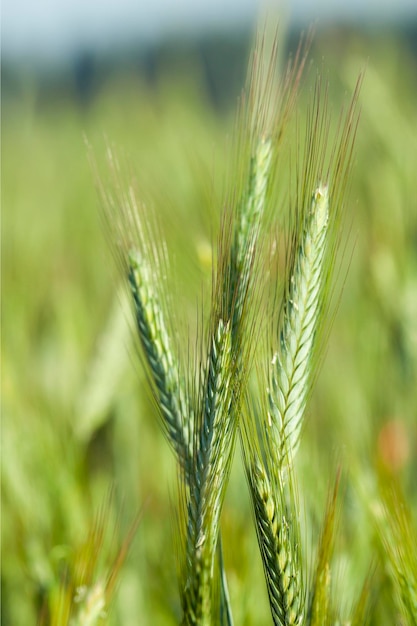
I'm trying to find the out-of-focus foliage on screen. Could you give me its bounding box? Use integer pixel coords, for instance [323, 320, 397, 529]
[2, 27, 417, 625]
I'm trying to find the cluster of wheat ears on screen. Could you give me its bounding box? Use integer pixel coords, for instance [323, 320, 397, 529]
[96, 30, 366, 625]
[55, 23, 400, 625]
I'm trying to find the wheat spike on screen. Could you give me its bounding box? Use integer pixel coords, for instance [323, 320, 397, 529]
[128, 249, 192, 477]
[227, 136, 273, 336]
[268, 184, 329, 469]
[181, 319, 236, 625]
[248, 459, 304, 626]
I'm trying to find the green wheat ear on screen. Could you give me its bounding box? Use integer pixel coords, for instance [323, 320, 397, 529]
[127, 248, 192, 477]
[181, 319, 236, 625]
[240, 67, 362, 625]
[268, 183, 329, 471]
[249, 455, 304, 626]
[263, 70, 363, 476]
[241, 184, 331, 626]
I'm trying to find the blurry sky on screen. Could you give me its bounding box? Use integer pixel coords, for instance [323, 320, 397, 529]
[2, 0, 417, 62]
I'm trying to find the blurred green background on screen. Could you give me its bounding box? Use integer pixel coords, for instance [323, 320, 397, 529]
[2, 20, 417, 625]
